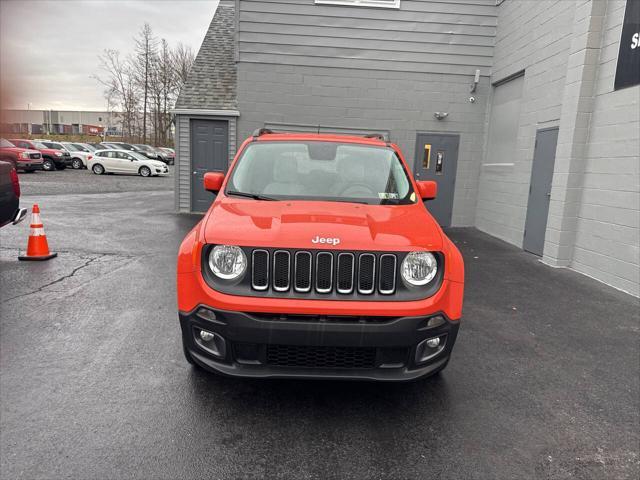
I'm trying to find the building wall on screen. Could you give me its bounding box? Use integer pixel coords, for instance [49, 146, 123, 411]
[236, 0, 497, 225]
[475, 0, 576, 246]
[175, 114, 237, 213]
[0, 109, 122, 135]
[572, 0, 639, 296]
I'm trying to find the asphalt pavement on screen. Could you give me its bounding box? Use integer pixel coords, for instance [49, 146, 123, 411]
[16, 166, 174, 196]
[0, 173, 638, 479]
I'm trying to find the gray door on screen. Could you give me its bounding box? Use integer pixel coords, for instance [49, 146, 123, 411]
[191, 119, 228, 212]
[523, 128, 558, 256]
[414, 133, 460, 227]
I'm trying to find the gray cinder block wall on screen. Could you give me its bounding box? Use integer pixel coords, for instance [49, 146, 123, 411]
[563, 0, 639, 295]
[477, 0, 638, 296]
[235, 0, 498, 226]
[475, 0, 576, 246]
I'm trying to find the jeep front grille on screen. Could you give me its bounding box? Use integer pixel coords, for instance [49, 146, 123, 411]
[250, 249, 398, 296]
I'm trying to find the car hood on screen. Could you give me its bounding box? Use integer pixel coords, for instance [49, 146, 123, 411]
[41, 148, 63, 155]
[146, 160, 166, 167]
[0, 147, 40, 155]
[203, 198, 443, 251]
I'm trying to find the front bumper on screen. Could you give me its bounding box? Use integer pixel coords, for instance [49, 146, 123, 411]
[54, 156, 73, 166]
[180, 307, 459, 381]
[16, 160, 43, 170]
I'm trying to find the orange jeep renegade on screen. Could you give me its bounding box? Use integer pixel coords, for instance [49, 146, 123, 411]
[177, 131, 464, 381]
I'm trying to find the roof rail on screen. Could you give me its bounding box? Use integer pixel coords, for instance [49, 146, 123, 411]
[363, 133, 386, 141]
[252, 128, 273, 137]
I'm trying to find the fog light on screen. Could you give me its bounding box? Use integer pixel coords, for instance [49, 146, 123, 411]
[415, 334, 447, 364]
[426, 337, 440, 348]
[194, 328, 226, 358]
[200, 330, 215, 342]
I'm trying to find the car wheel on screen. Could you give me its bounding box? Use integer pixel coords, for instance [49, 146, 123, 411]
[71, 158, 83, 169]
[139, 166, 151, 177]
[42, 159, 54, 171]
[92, 163, 105, 175]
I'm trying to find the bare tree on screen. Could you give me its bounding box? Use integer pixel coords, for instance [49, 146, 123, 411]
[133, 23, 157, 144]
[94, 49, 139, 140]
[171, 43, 195, 87]
[95, 24, 195, 146]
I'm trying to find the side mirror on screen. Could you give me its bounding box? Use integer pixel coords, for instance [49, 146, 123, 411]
[204, 172, 225, 193]
[416, 180, 437, 200]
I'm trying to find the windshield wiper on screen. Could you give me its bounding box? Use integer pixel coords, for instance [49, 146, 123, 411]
[226, 190, 279, 201]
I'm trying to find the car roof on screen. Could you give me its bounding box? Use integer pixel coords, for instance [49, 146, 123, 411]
[253, 132, 388, 147]
[95, 148, 146, 154]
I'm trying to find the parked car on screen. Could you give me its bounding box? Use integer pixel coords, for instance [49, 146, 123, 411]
[32, 140, 74, 170]
[9, 139, 68, 171]
[133, 144, 170, 164]
[68, 142, 97, 153]
[159, 147, 175, 165]
[0, 138, 44, 172]
[0, 160, 27, 229]
[100, 142, 154, 159]
[60, 142, 93, 169]
[88, 142, 106, 150]
[176, 131, 465, 381]
[88, 149, 169, 177]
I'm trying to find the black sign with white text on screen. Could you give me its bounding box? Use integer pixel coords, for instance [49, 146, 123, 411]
[615, 0, 640, 90]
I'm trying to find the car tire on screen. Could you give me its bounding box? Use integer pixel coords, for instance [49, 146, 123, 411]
[92, 163, 105, 175]
[42, 159, 54, 171]
[71, 158, 83, 169]
[139, 166, 151, 177]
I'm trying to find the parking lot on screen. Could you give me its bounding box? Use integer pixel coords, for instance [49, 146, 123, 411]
[1, 172, 638, 479]
[16, 166, 174, 196]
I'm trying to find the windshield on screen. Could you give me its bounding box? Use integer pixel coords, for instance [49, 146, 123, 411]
[73, 143, 92, 152]
[63, 143, 79, 151]
[43, 142, 63, 150]
[0, 139, 16, 148]
[226, 141, 415, 205]
[34, 142, 47, 149]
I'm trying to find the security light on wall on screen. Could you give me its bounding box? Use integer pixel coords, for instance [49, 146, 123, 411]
[434, 112, 449, 120]
[470, 69, 481, 93]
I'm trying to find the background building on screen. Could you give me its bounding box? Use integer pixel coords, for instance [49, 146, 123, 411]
[174, 0, 639, 297]
[0, 109, 123, 136]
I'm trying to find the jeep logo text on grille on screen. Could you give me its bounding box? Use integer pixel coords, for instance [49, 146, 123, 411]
[311, 236, 341, 246]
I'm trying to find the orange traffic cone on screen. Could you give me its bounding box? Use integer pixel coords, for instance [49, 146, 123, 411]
[18, 204, 57, 261]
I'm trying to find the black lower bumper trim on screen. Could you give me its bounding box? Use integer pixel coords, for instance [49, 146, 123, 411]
[179, 307, 459, 381]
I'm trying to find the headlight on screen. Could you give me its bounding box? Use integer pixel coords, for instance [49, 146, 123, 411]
[20, 152, 30, 159]
[208, 245, 247, 280]
[54, 152, 63, 156]
[401, 251, 438, 286]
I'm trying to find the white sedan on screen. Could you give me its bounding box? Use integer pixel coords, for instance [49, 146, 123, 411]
[61, 142, 93, 169]
[88, 149, 169, 177]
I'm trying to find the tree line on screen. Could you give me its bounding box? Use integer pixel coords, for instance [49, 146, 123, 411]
[95, 23, 195, 147]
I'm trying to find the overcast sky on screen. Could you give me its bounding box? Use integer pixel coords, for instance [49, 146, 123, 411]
[0, 0, 218, 111]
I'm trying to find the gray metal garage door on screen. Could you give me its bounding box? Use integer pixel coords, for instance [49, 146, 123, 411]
[190, 119, 228, 212]
[486, 74, 525, 166]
